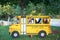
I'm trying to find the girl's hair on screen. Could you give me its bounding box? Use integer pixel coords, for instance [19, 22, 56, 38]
[43, 18, 48, 24]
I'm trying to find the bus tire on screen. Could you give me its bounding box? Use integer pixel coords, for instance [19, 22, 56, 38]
[38, 31, 46, 38]
[12, 31, 19, 38]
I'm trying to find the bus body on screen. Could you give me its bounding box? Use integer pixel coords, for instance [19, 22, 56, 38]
[9, 16, 51, 38]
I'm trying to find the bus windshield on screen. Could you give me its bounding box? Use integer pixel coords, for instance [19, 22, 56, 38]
[11, 17, 19, 24]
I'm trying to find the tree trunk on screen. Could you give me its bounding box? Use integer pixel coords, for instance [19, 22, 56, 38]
[21, 2, 24, 16]
[8, 16, 10, 22]
[7, 15, 10, 22]
[18, 0, 24, 16]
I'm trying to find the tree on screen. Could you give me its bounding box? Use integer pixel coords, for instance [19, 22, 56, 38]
[0, 4, 21, 20]
[0, 5, 3, 15]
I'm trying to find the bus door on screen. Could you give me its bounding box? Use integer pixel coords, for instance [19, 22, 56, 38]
[21, 16, 26, 35]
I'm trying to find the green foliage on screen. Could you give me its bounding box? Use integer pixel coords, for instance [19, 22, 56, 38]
[24, 2, 43, 16]
[0, 4, 21, 19]
[0, 0, 18, 5]
[0, 0, 60, 18]
[24, 2, 36, 15]
[0, 5, 3, 15]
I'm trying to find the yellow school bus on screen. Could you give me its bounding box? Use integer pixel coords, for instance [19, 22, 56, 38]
[9, 16, 51, 38]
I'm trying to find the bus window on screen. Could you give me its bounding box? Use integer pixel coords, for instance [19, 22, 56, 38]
[17, 18, 20, 24]
[35, 18, 41, 24]
[12, 17, 20, 24]
[28, 17, 34, 24]
[43, 18, 49, 24]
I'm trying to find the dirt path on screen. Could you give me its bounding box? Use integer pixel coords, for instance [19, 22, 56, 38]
[52, 30, 60, 34]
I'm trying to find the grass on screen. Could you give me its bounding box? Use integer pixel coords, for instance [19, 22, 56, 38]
[0, 26, 60, 40]
[51, 26, 60, 31]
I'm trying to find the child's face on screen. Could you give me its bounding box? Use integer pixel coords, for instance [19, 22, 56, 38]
[44, 18, 47, 22]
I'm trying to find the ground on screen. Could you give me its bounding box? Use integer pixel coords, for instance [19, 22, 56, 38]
[0, 26, 60, 40]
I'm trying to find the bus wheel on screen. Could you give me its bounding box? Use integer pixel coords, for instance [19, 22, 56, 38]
[12, 31, 19, 38]
[38, 31, 46, 38]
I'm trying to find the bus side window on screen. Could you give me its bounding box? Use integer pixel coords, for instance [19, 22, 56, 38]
[35, 18, 41, 24]
[43, 18, 49, 24]
[16, 18, 20, 24]
[28, 17, 34, 24]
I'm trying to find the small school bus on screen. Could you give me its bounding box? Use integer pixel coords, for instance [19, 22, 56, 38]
[9, 16, 51, 38]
